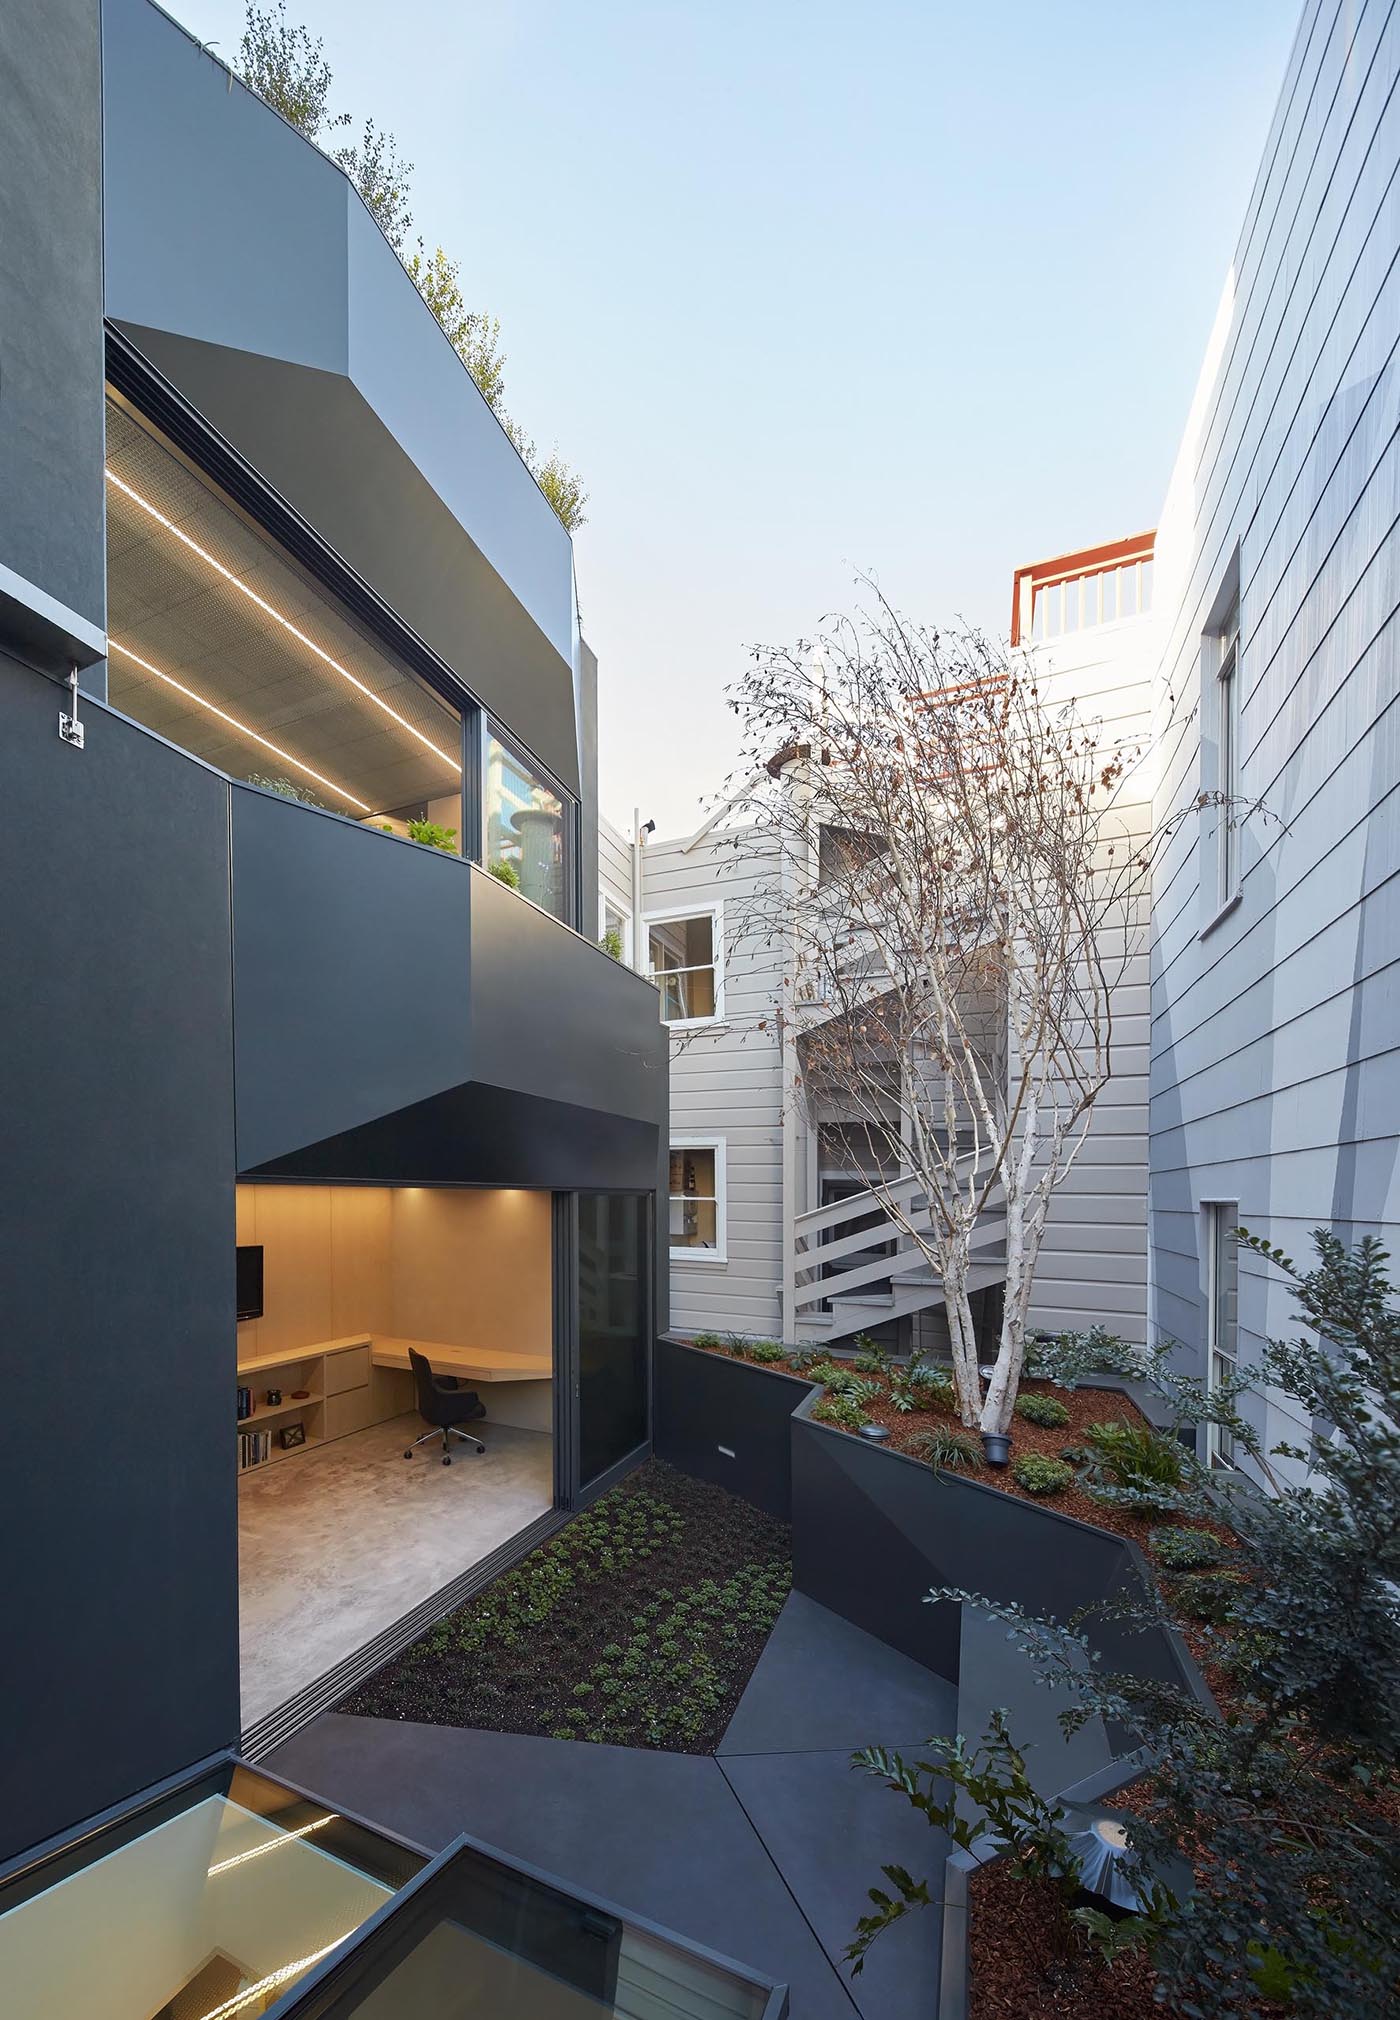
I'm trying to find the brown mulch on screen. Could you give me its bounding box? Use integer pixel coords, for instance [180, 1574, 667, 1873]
[967, 1864, 1162, 2020]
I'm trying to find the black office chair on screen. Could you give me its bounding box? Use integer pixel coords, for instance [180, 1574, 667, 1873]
[404, 1348, 487, 1464]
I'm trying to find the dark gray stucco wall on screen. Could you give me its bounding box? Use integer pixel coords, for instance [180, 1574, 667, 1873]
[0, 663, 239, 1861]
[102, 0, 581, 795]
[232, 792, 668, 1186]
[0, 0, 106, 674]
[653, 1339, 807, 1518]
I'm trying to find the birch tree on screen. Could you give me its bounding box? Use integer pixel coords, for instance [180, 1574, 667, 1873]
[724, 595, 1153, 1434]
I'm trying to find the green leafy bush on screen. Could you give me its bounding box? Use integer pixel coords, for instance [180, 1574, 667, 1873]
[745, 1340, 788, 1364]
[488, 858, 520, 887]
[406, 817, 457, 851]
[599, 927, 624, 960]
[808, 1397, 864, 1430]
[691, 1332, 722, 1351]
[812, 1393, 866, 1432]
[911, 1426, 983, 1472]
[1025, 1325, 1143, 1389]
[247, 771, 324, 807]
[1149, 1525, 1226, 1571]
[1011, 1453, 1074, 1496]
[1078, 1419, 1185, 1510]
[1171, 1568, 1245, 1624]
[852, 1334, 892, 1377]
[1016, 1391, 1071, 1429]
[807, 1359, 876, 1401]
[889, 1357, 954, 1414]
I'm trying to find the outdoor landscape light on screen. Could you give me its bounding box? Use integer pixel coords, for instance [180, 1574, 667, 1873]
[1069, 1816, 1150, 1913]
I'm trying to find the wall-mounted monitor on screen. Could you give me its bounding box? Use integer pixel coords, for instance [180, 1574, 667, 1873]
[236, 1245, 264, 1322]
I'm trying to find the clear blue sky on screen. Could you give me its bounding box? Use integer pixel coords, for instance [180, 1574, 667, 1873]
[168, 0, 1298, 833]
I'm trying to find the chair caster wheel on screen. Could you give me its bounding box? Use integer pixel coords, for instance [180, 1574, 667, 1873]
[442, 1454, 451, 1465]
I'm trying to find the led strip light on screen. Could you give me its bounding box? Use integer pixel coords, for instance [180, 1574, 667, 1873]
[105, 467, 462, 772]
[108, 639, 371, 811]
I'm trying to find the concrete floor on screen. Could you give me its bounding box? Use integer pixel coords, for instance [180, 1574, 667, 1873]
[239, 1411, 553, 1727]
[266, 1593, 954, 2018]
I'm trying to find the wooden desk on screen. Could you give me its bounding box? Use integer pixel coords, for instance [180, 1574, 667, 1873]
[235, 1333, 553, 1474]
[370, 1336, 552, 1384]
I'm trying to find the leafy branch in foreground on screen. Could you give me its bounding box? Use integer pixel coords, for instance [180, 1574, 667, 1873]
[849, 1230, 1400, 2018]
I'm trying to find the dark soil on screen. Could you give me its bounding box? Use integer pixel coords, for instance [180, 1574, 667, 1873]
[966, 1865, 1161, 2019]
[343, 1459, 791, 1753]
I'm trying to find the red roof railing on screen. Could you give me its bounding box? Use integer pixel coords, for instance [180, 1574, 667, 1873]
[1010, 530, 1155, 647]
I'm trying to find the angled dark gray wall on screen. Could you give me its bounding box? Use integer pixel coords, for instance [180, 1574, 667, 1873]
[0, 664, 239, 1861]
[102, 0, 581, 793]
[233, 793, 667, 1185]
[653, 1339, 807, 1519]
[0, 0, 106, 682]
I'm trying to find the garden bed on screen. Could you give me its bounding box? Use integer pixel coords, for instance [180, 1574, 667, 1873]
[343, 1459, 791, 1753]
[681, 1335, 1154, 1536]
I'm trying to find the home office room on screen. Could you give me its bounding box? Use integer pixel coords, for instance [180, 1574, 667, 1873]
[234, 1182, 555, 1731]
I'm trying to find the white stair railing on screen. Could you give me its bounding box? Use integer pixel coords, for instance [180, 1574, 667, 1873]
[788, 1153, 1007, 1320]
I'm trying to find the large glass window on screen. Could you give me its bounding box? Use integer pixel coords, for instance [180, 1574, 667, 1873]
[647, 911, 720, 1022]
[577, 1194, 649, 1487]
[484, 727, 572, 921]
[104, 396, 465, 849]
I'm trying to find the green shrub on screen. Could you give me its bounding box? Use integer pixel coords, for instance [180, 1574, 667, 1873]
[812, 1394, 866, 1433]
[1011, 1453, 1074, 1495]
[1025, 1325, 1143, 1389]
[807, 1359, 875, 1401]
[852, 1334, 892, 1377]
[725, 1333, 749, 1358]
[1172, 1569, 1246, 1624]
[1149, 1525, 1227, 1571]
[889, 1358, 954, 1414]
[691, 1332, 722, 1351]
[746, 1339, 788, 1364]
[1016, 1391, 1071, 1429]
[911, 1426, 983, 1472]
[406, 817, 457, 851]
[1080, 1420, 1186, 1510]
[488, 858, 520, 887]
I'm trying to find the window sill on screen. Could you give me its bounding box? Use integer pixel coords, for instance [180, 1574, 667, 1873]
[670, 1250, 728, 1266]
[1199, 889, 1242, 941]
[663, 1016, 725, 1033]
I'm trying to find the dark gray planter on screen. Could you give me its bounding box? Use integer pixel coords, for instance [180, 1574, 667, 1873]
[981, 1430, 1012, 1466]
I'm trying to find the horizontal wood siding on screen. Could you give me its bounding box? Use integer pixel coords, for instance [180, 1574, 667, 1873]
[1148, 0, 1400, 1470]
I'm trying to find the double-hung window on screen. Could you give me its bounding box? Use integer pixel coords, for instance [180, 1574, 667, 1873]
[1204, 1201, 1240, 1467]
[669, 1140, 726, 1261]
[647, 909, 722, 1025]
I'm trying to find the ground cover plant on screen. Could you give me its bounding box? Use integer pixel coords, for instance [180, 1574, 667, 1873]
[847, 1233, 1400, 2019]
[344, 1460, 790, 1753]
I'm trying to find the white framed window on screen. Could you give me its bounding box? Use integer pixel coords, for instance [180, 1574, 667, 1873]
[669, 1138, 726, 1262]
[1204, 1201, 1239, 1467]
[646, 905, 723, 1026]
[1201, 577, 1242, 934]
[599, 887, 632, 965]
[1216, 600, 1242, 908]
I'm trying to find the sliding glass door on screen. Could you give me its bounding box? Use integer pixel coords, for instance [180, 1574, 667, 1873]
[576, 1194, 650, 1490]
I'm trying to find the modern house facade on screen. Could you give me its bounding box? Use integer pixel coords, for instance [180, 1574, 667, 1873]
[1, 0, 667, 1924]
[609, 0, 1400, 1482]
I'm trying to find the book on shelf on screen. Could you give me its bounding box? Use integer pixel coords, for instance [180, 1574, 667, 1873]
[238, 1429, 272, 1470]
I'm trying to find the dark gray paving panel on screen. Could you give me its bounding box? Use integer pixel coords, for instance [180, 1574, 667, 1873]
[720, 1746, 946, 2020]
[720, 1592, 957, 1757]
[266, 1714, 861, 2018]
